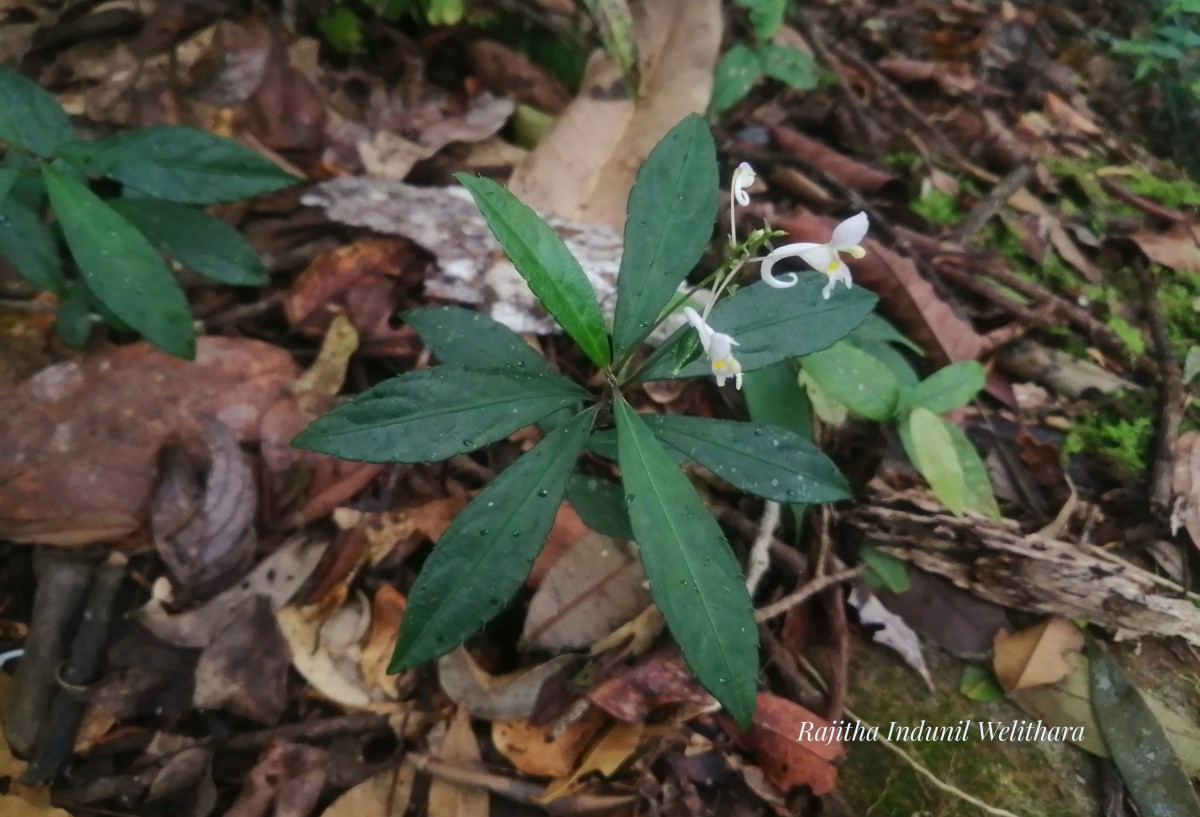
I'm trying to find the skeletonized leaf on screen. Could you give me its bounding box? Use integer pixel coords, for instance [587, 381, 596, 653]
[292, 366, 585, 463]
[614, 396, 758, 726]
[390, 409, 597, 671]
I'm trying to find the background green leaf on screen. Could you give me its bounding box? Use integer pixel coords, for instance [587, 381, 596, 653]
[851, 313, 925, 355]
[900, 361, 985, 414]
[55, 125, 297, 204]
[710, 45, 764, 117]
[758, 44, 820, 89]
[456, 173, 611, 368]
[109, 198, 267, 286]
[0, 198, 64, 294]
[42, 165, 194, 358]
[404, 305, 555, 376]
[54, 283, 93, 348]
[734, 0, 785, 41]
[0, 167, 19, 206]
[565, 473, 634, 540]
[861, 545, 910, 593]
[638, 274, 877, 382]
[900, 407, 965, 514]
[643, 414, 850, 504]
[390, 408, 596, 671]
[292, 366, 585, 463]
[744, 362, 814, 528]
[801, 340, 900, 421]
[615, 397, 758, 726]
[0, 67, 76, 155]
[613, 114, 718, 356]
[941, 419, 1000, 518]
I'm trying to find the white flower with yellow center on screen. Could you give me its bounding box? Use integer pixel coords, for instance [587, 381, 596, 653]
[759, 212, 869, 299]
[683, 306, 743, 389]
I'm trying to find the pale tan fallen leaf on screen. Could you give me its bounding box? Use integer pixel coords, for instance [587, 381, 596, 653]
[590, 604, 665, 657]
[1044, 91, 1103, 136]
[492, 707, 606, 777]
[429, 707, 489, 817]
[292, 312, 359, 405]
[847, 587, 933, 690]
[993, 617, 1085, 691]
[540, 721, 643, 802]
[1005, 187, 1102, 282]
[1130, 224, 1200, 273]
[335, 495, 468, 566]
[320, 762, 416, 817]
[507, 0, 721, 226]
[1171, 431, 1200, 549]
[523, 533, 650, 650]
[360, 585, 408, 699]
[0, 795, 73, 817]
[437, 648, 581, 721]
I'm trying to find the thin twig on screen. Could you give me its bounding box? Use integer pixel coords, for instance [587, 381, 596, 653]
[1133, 260, 1186, 511]
[753, 567, 863, 623]
[745, 501, 782, 596]
[197, 291, 288, 332]
[953, 162, 1034, 244]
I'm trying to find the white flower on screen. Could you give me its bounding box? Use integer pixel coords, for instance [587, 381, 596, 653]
[759, 211, 869, 299]
[729, 162, 756, 246]
[683, 306, 743, 389]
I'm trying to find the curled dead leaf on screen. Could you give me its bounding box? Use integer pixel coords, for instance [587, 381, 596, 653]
[748, 693, 844, 795]
[993, 618, 1085, 692]
[438, 648, 582, 721]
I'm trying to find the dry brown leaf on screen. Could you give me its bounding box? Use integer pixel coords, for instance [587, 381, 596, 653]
[194, 596, 291, 723]
[774, 212, 983, 364]
[586, 653, 715, 722]
[0, 796, 73, 817]
[138, 534, 328, 649]
[360, 585, 408, 699]
[438, 648, 581, 721]
[748, 693, 844, 795]
[224, 740, 329, 817]
[0, 338, 296, 545]
[468, 40, 571, 114]
[491, 707, 607, 777]
[528, 503, 591, 587]
[1044, 91, 1103, 136]
[1171, 431, 1200, 549]
[590, 605, 665, 657]
[507, 0, 721, 226]
[1005, 188, 1102, 282]
[1129, 224, 1200, 273]
[320, 762, 417, 817]
[335, 495, 469, 566]
[769, 125, 896, 193]
[522, 533, 651, 650]
[993, 618, 1085, 691]
[428, 708, 489, 817]
[540, 721, 643, 802]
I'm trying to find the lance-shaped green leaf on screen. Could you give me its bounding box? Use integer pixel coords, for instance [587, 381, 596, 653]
[801, 340, 900, 422]
[0, 67, 76, 155]
[941, 419, 1000, 518]
[292, 366, 586, 463]
[455, 173, 611, 368]
[55, 125, 297, 204]
[642, 414, 850, 504]
[404, 305, 555, 376]
[637, 273, 876, 383]
[744, 362, 814, 528]
[0, 197, 64, 294]
[42, 165, 194, 358]
[614, 397, 758, 726]
[108, 198, 267, 286]
[0, 167, 19, 207]
[1088, 640, 1200, 817]
[390, 408, 597, 670]
[899, 361, 985, 414]
[565, 473, 633, 540]
[613, 114, 717, 355]
[900, 407, 965, 514]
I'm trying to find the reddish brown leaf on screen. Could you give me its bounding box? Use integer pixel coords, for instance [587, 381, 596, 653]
[194, 596, 291, 722]
[468, 41, 571, 114]
[747, 693, 844, 795]
[0, 338, 297, 545]
[587, 653, 715, 723]
[188, 17, 272, 105]
[224, 739, 329, 817]
[768, 125, 895, 193]
[1129, 224, 1200, 273]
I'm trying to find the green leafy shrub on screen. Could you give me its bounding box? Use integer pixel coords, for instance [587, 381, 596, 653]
[0, 67, 297, 358]
[710, 0, 821, 116]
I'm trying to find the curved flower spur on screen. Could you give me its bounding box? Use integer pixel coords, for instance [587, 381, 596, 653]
[759, 211, 870, 299]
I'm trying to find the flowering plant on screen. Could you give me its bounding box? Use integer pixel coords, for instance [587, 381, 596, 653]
[294, 115, 880, 725]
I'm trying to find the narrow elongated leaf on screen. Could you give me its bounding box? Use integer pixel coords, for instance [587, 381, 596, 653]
[0, 198, 64, 294]
[55, 125, 297, 204]
[404, 306, 555, 376]
[455, 173, 611, 368]
[643, 414, 850, 504]
[1088, 641, 1200, 817]
[566, 474, 633, 540]
[637, 274, 876, 382]
[900, 407, 965, 514]
[899, 361, 985, 414]
[390, 408, 597, 670]
[802, 340, 900, 421]
[108, 198, 266, 286]
[744, 362, 814, 527]
[0, 67, 76, 155]
[0, 167, 19, 206]
[292, 366, 586, 463]
[42, 165, 194, 358]
[613, 115, 717, 354]
[614, 397, 758, 726]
